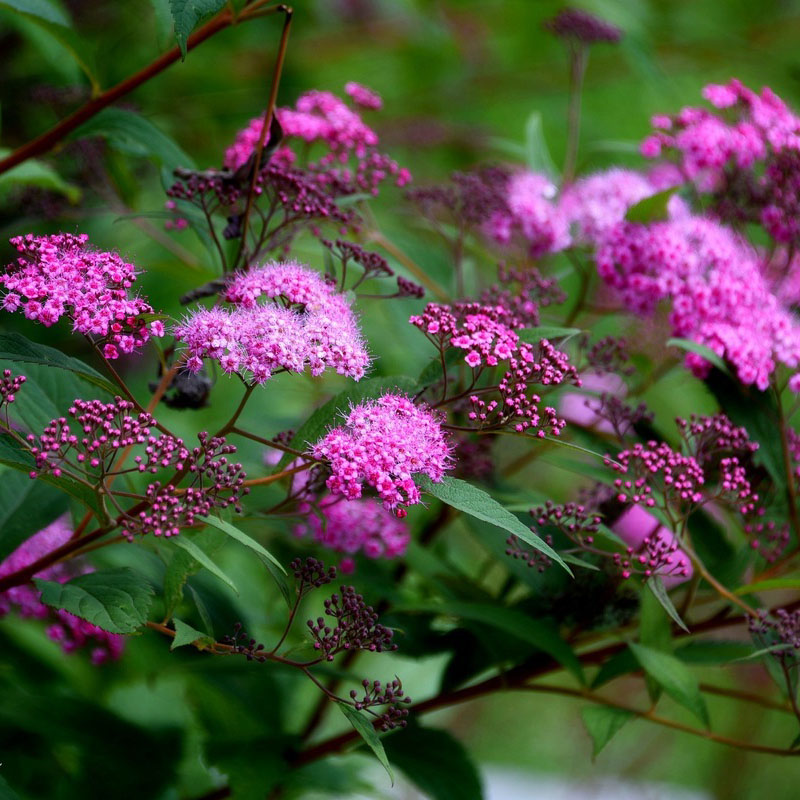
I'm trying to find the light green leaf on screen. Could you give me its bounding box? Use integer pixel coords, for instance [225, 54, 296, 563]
[171, 617, 214, 650]
[646, 576, 689, 633]
[580, 705, 634, 758]
[0, 148, 80, 203]
[34, 567, 154, 634]
[200, 515, 285, 573]
[667, 338, 729, 376]
[416, 475, 572, 574]
[169, 0, 226, 58]
[629, 643, 710, 728]
[338, 703, 393, 784]
[624, 187, 678, 224]
[517, 326, 582, 344]
[524, 111, 557, 178]
[734, 576, 800, 596]
[172, 536, 238, 595]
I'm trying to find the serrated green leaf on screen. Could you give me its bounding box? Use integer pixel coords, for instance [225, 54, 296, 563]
[0, 470, 69, 561]
[172, 536, 238, 595]
[169, 0, 226, 58]
[426, 601, 584, 682]
[171, 617, 214, 650]
[417, 475, 572, 574]
[646, 576, 689, 632]
[382, 725, 483, 800]
[275, 376, 418, 471]
[338, 703, 393, 783]
[200, 514, 285, 573]
[35, 567, 154, 634]
[624, 187, 678, 223]
[0, 148, 80, 202]
[629, 643, 710, 727]
[666, 338, 730, 376]
[581, 705, 634, 758]
[72, 108, 194, 172]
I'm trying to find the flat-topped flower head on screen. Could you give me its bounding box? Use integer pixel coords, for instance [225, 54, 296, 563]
[175, 261, 370, 383]
[544, 7, 623, 44]
[311, 393, 453, 515]
[0, 233, 163, 359]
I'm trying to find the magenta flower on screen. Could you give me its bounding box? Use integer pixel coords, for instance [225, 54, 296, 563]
[0, 517, 124, 664]
[0, 233, 163, 359]
[344, 81, 383, 111]
[311, 394, 453, 515]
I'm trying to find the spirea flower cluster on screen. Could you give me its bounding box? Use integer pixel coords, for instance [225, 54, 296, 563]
[0, 517, 124, 664]
[311, 393, 453, 515]
[0, 369, 25, 407]
[0, 233, 163, 359]
[175, 260, 370, 382]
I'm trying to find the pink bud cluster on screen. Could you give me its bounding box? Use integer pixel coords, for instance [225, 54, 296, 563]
[224, 85, 410, 195]
[0, 369, 25, 406]
[295, 496, 410, 569]
[120, 433, 247, 539]
[479, 264, 566, 329]
[311, 393, 453, 515]
[596, 215, 800, 389]
[175, 261, 369, 383]
[0, 517, 124, 664]
[0, 233, 164, 359]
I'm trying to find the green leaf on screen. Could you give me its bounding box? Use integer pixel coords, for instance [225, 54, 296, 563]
[338, 703, 393, 784]
[674, 641, 756, 664]
[200, 514, 286, 573]
[417, 475, 572, 574]
[275, 375, 418, 471]
[382, 725, 483, 800]
[734, 576, 800, 595]
[591, 648, 639, 689]
[0, 0, 68, 26]
[71, 108, 194, 172]
[417, 348, 462, 387]
[0, 773, 22, 800]
[524, 111, 557, 178]
[170, 617, 214, 650]
[629, 643, 710, 728]
[0, 332, 117, 395]
[646, 576, 689, 633]
[171, 536, 238, 595]
[169, 0, 226, 58]
[580, 705, 634, 758]
[517, 326, 582, 344]
[161, 528, 224, 618]
[429, 601, 584, 682]
[0, 148, 80, 203]
[624, 187, 678, 223]
[0, 470, 69, 561]
[34, 567, 154, 634]
[666, 338, 730, 376]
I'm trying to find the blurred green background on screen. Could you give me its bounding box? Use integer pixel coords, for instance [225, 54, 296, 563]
[3, 1, 800, 798]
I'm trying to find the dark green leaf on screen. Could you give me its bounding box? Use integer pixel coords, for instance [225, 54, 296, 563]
[0, 0, 69, 25]
[0, 773, 22, 800]
[383, 725, 483, 800]
[674, 641, 756, 664]
[629, 643, 710, 727]
[338, 703, 394, 783]
[624, 187, 678, 223]
[162, 528, 224, 617]
[34, 567, 154, 634]
[580, 705, 634, 758]
[169, 0, 226, 58]
[667, 338, 729, 376]
[71, 108, 194, 172]
[171, 535, 238, 595]
[646, 576, 689, 632]
[417, 475, 572, 574]
[591, 648, 639, 689]
[200, 514, 285, 573]
[275, 375, 418, 470]
[0, 470, 69, 561]
[517, 326, 582, 344]
[171, 617, 214, 650]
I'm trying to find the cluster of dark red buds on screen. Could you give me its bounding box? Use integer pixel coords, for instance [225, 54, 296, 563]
[349, 677, 412, 731]
[223, 622, 268, 662]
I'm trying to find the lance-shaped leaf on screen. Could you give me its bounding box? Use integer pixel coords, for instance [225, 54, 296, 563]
[338, 703, 393, 783]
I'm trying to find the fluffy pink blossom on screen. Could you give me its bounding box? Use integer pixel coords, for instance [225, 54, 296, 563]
[176, 261, 369, 382]
[0, 517, 124, 664]
[344, 82, 383, 111]
[311, 394, 453, 515]
[295, 496, 410, 564]
[0, 233, 163, 359]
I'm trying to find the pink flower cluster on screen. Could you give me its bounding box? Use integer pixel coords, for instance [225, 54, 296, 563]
[311, 393, 453, 515]
[295, 496, 410, 569]
[0, 233, 164, 360]
[0, 517, 124, 664]
[596, 215, 800, 388]
[0, 368, 25, 407]
[224, 85, 410, 195]
[175, 261, 369, 383]
[486, 171, 570, 258]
